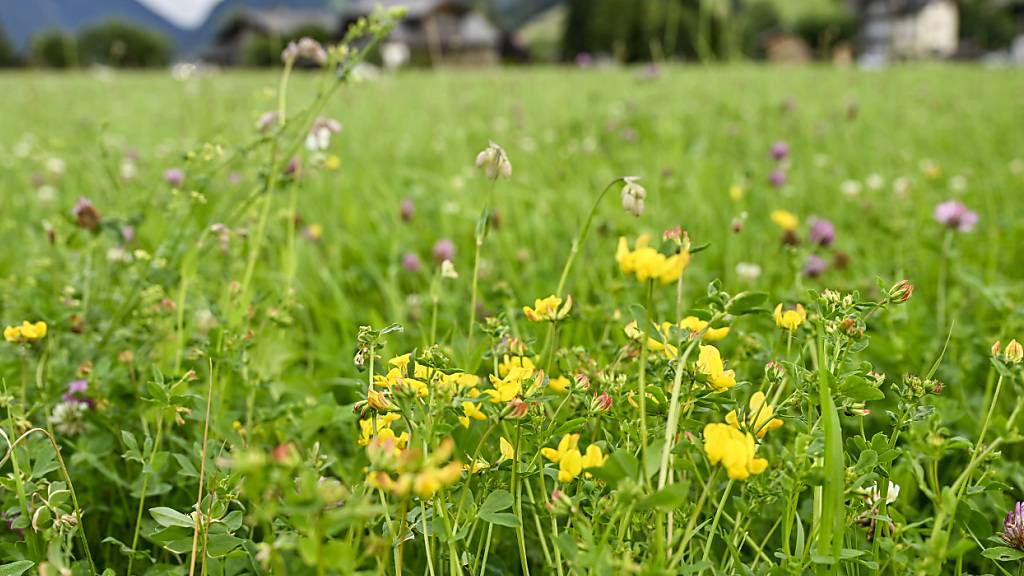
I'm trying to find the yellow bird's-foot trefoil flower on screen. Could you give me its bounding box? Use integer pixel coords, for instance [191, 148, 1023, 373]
[541, 434, 606, 482]
[726, 391, 783, 438]
[703, 422, 768, 481]
[4, 321, 48, 344]
[773, 303, 807, 331]
[696, 344, 737, 392]
[616, 235, 690, 284]
[523, 294, 573, 323]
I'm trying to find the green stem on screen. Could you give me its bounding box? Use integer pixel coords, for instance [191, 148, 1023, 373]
[128, 417, 164, 576]
[700, 479, 734, 567]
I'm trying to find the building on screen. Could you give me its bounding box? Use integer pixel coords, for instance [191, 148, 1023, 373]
[850, 0, 958, 61]
[342, 0, 500, 66]
[207, 7, 340, 66]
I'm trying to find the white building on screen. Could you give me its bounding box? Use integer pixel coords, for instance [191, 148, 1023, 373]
[851, 0, 959, 61]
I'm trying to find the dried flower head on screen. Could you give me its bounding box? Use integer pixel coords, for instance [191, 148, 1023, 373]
[475, 141, 512, 180]
[73, 197, 102, 231]
[282, 37, 328, 66]
[620, 177, 646, 217]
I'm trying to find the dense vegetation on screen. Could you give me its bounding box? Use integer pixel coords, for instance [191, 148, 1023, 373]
[1, 17, 1024, 575]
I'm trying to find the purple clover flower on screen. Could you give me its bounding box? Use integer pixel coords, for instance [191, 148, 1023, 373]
[62, 380, 94, 409]
[803, 254, 827, 278]
[771, 140, 789, 162]
[770, 169, 787, 188]
[933, 200, 978, 232]
[1003, 501, 1024, 550]
[400, 198, 415, 223]
[809, 218, 835, 247]
[433, 238, 455, 263]
[163, 168, 184, 187]
[401, 252, 422, 273]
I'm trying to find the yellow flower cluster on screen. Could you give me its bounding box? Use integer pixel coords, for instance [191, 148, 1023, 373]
[616, 235, 690, 284]
[376, 354, 481, 399]
[4, 321, 47, 344]
[696, 345, 737, 391]
[726, 392, 783, 439]
[770, 210, 799, 231]
[624, 317, 730, 360]
[523, 294, 572, 323]
[541, 434, 606, 483]
[358, 413, 408, 452]
[366, 438, 462, 498]
[485, 364, 531, 403]
[703, 423, 768, 481]
[773, 304, 807, 331]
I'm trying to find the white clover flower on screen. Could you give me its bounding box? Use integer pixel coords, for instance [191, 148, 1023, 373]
[52, 401, 87, 436]
[46, 157, 66, 177]
[1010, 158, 1023, 175]
[735, 262, 762, 281]
[949, 174, 967, 191]
[866, 481, 900, 505]
[305, 117, 342, 152]
[475, 141, 512, 180]
[620, 176, 646, 218]
[892, 177, 912, 199]
[865, 173, 885, 190]
[840, 180, 861, 198]
[120, 159, 137, 181]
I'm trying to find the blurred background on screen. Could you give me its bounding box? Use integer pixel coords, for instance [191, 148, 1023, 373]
[1, 0, 1023, 70]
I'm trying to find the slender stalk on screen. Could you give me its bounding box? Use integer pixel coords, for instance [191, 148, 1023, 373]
[188, 361, 216, 576]
[636, 280, 654, 483]
[700, 479, 734, 567]
[128, 417, 164, 576]
[511, 422, 531, 576]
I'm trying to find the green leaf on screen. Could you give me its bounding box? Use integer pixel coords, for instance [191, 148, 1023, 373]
[478, 490, 513, 515]
[150, 506, 194, 528]
[588, 449, 638, 486]
[0, 561, 34, 576]
[726, 291, 768, 315]
[637, 482, 689, 511]
[206, 533, 243, 557]
[982, 546, 1024, 561]
[478, 512, 520, 527]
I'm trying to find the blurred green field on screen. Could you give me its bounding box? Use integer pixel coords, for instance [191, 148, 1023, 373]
[2, 63, 1024, 574]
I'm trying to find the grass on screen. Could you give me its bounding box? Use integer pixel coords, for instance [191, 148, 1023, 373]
[0, 57, 1023, 575]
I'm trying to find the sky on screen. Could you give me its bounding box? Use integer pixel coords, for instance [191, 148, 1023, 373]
[137, 0, 223, 28]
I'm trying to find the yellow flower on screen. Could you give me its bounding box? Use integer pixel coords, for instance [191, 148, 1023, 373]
[324, 154, 341, 170]
[616, 235, 690, 285]
[770, 210, 799, 232]
[485, 371, 524, 403]
[773, 304, 807, 331]
[541, 434, 604, 483]
[4, 321, 47, 344]
[679, 316, 730, 341]
[375, 368, 428, 397]
[444, 372, 481, 389]
[413, 462, 462, 498]
[703, 422, 768, 481]
[696, 345, 737, 392]
[466, 458, 490, 474]
[358, 413, 403, 446]
[726, 391, 783, 438]
[498, 436, 515, 463]
[459, 401, 487, 428]
[498, 355, 535, 378]
[1005, 339, 1023, 364]
[729, 183, 744, 202]
[549, 375, 571, 394]
[625, 321, 679, 359]
[523, 294, 573, 323]
[367, 389, 393, 412]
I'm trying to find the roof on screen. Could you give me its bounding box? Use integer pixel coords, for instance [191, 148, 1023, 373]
[344, 0, 472, 19]
[223, 7, 340, 37]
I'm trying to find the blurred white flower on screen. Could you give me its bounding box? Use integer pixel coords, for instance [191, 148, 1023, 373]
[865, 173, 884, 190]
[840, 180, 861, 198]
[735, 262, 762, 282]
[475, 141, 512, 180]
[620, 177, 646, 218]
[949, 174, 967, 191]
[892, 177, 911, 199]
[866, 481, 900, 505]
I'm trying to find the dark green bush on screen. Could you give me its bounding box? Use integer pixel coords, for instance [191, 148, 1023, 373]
[77, 20, 171, 68]
[30, 30, 78, 68]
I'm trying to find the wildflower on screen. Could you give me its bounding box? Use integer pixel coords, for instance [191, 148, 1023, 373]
[4, 321, 48, 344]
[475, 141, 512, 180]
[702, 422, 768, 481]
[51, 402, 87, 436]
[592, 392, 613, 413]
[523, 295, 572, 323]
[726, 392, 783, 438]
[413, 462, 462, 498]
[504, 398, 529, 419]
[441, 260, 459, 279]
[163, 168, 185, 187]
[696, 345, 737, 392]
[808, 218, 835, 247]
[933, 200, 978, 232]
[282, 37, 328, 66]
[770, 140, 789, 162]
[324, 155, 341, 170]
[374, 367, 428, 398]
[72, 197, 101, 231]
[802, 254, 827, 278]
[887, 280, 914, 304]
[616, 235, 689, 284]
[498, 437, 515, 463]
[865, 481, 900, 505]
[256, 111, 279, 133]
[303, 224, 323, 242]
[549, 375, 571, 394]
[62, 380, 94, 409]
[865, 173, 885, 190]
[485, 371, 524, 404]
[769, 169, 786, 188]
[770, 210, 798, 232]
[433, 238, 455, 263]
[773, 304, 806, 331]
[306, 117, 342, 152]
[459, 401, 486, 428]
[1002, 502, 1024, 550]
[840, 180, 862, 197]
[679, 316, 730, 341]
[498, 355, 535, 378]
[401, 252, 422, 273]
[1002, 339, 1024, 364]
[735, 262, 762, 282]
[729, 184, 744, 202]
[400, 198, 415, 222]
[620, 177, 646, 217]
[367, 389, 394, 412]
[541, 434, 604, 482]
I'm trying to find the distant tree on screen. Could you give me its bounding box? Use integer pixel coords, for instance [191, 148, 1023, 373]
[959, 0, 1017, 52]
[78, 20, 171, 67]
[243, 24, 332, 67]
[794, 9, 858, 56]
[739, 1, 782, 59]
[31, 30, 78, 68]
[562, 0, 595, 59]
[0, 27, 19, 67]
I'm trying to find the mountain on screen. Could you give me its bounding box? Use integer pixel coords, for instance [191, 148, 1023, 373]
[0, 0, 189, 51]
[180, 0, 331, 55]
